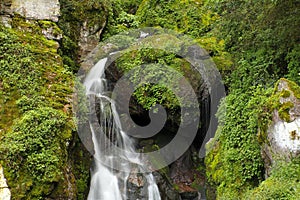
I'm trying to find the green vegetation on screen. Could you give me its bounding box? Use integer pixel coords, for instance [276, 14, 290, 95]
[0, 0, 299, 199]
[206, 86, 272, 198]
[136, 0, 232, 73]
[0, 23, 71, 130]
[0, 21, 82, 199]
[58, 0, 109, 72]
[243, 157, 300, 200]
[0, 108, 71, 199]
[205, 0, 300, 89]
[113, 32, 201, 111]
[204, 0, 300, 199]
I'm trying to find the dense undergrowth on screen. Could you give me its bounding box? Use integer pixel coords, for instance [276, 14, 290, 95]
[203, 0, 300, 199]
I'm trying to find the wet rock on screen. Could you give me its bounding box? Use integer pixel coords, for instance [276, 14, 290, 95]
[79, 19, 107, 59]
[0, 0, 62, 41]
[180, 191, 200, 200]
[127, 172, 147, 200]
[153, 171, 182, 200]
[170, 150, 193, 184]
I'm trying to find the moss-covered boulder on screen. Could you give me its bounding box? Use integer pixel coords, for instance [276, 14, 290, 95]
[261, 78, 300, 177]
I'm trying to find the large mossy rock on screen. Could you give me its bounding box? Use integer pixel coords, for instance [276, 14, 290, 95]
[261, 78, 300, 177]
[205, 79, 300, 199]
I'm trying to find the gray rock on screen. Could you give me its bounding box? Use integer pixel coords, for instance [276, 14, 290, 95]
[11, 0, 60, 22]
[41, 26, 62, 41]
[0, 15, 11, 28]
[79, 19, 107, 59]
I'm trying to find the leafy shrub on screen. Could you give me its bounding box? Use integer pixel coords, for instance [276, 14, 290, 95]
[243, 158, 300, 200]
[206, 86, 273, 198]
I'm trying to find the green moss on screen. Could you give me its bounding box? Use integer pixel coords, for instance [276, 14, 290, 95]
[135, 0, 232, 73]
[39, 20, 63, 37]
[287, 79, 300, 99]
[205, 141, 224, 184]
[0, 107, 72, 199]
[70, 135, 91, 200]
[111, 32, 202, 111]
[0, 23, 75, 199]
[280, 90, 291, 98]
[267, 79, 300, 123]
[173, 184, 180, 192]
[278, 102, 294, 122]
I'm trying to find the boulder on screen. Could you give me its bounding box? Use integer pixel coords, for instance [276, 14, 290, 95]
[11, 0, 60, 22]
[262, 79, 300, 177]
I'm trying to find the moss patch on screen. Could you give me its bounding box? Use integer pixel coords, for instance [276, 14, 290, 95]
[278, 101, 294, 122]
[0, 23, 75, 199]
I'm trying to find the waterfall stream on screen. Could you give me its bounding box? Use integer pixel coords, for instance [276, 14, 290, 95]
[83, 56, 161, 200]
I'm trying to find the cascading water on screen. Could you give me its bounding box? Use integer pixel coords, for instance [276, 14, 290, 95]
[83, 56, 161, 200]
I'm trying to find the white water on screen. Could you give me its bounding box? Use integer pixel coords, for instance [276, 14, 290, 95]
[84, 57, 161, 200]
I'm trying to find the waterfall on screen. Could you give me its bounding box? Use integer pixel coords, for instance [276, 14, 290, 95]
[83, 57, 161, 200]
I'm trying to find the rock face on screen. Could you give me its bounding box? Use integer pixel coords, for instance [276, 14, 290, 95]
[78, 19, 107, 59]
[0, 165, 11, 200]
[0, 0, 62, 40]
[262, 79, 300, 177]
[11, 0, 60, 22]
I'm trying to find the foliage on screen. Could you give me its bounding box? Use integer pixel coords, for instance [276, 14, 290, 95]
[137, 0, 213, 38]
[0, 23, 75, 199]
[242, 157, 300, 200]
[0, 107, 72, 199]
[0, 24, 73, 131]
[206, 86, 273, 198]
[286, 44, 300, 85]
[136, 0, 233, 73]
[100, 0, 142, 39]
[114, 33, 202, 111]
[1, 0, 299, 199]
[205, 0, 300, 90]
[204, 0, 300, 198]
